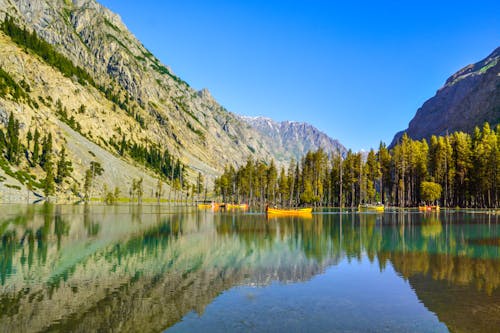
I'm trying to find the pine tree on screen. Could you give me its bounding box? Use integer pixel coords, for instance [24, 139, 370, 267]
[196, 172, 204, 198]
[32, 128, 40, 166]
[267, 160, 278, 205]
[451, 132, 472, 207]
[278, 166, 289, 206]
[132, 177, 144, 203]
[56, 145, 73, 184]
[83, 169, 92, 201]
[26, 129, 32, 151]
[365, 149, 380, 203]
[155, 179, 163, 203]
[377, 142, 392, 204]
[43, 158, 55, 197]
[40, 133, 53, 170]
[5, 111, 20, 164]
[119, 135, 127, 156]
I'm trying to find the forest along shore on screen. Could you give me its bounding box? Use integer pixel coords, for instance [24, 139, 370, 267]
[215, 123, 500, 209]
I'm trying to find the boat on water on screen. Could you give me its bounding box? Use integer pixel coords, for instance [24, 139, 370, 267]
[197, 203, 211, 209]
[358, 204, 385, 212]
[226, 203, 249, 210]
[266, 207, 313, 216]
[198, 203, 249, 210]
[197, 202, 220, 210]
[418, 205, 440, 212]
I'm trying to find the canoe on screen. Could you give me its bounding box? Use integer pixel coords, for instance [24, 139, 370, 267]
[267, 207, 312, 216]
[226, 203, 249, 210]
[358, 204, 385, 212]
[418, 205, 440, 211]
[198, 203, 220, 209]
[198, 203, 212, 209]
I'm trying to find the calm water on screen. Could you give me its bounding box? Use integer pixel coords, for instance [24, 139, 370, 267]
[1, 205, 500, 332]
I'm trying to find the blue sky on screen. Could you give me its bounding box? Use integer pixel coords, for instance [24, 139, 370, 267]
[100, 0, 499, 151]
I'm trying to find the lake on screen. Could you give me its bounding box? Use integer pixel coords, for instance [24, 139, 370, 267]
[1, 204, 499, 332]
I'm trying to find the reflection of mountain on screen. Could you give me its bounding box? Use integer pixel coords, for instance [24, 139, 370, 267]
[1, 207, 500, 332]
[408, 274, 500, 333]
[0, 206, 341, 332]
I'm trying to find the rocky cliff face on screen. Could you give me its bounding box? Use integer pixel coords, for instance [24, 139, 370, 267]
[392, 47, 500, 145]
[241, 116, 346, 162]
[0, 0, 344, 200]
[0, 0, 271, 170]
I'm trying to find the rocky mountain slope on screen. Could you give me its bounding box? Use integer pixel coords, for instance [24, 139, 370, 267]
[0, 0, 344, 201]
[392, 46, 500, 145]
[241, 116, 346, 161]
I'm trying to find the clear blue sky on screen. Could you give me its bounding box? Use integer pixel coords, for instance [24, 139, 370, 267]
[100, 0, 499, 151]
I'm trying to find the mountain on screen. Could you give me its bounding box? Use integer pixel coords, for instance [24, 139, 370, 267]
[241, 116, 346, 162]
[0, 0, 344, 201]
[392, 47, 500, 145]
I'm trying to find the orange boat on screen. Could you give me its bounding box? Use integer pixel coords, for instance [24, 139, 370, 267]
[266, 207, 313, 216]
[418, 205, 440, 212]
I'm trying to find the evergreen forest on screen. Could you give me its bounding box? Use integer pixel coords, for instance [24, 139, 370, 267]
[215, 123, 500, 208]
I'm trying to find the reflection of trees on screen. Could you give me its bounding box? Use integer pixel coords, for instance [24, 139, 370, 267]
[341, 212, 500, 295]
[83, 204, 100, 237]
[37, 203, 54, 265]
[207, 212, 500, 296]
[421, 216, 442, 238]
[110, 217, 182, 265]
[1, 208, 500, 332]
[407, 274, 500, 333]
[1, 204, 58, 284]
[1, 210, 341, 332]
[215, 214, 335, 262]
[0, 231, 16, 285]
[390, 251, 500, 295]
[214, 211, 500, 294]
[54, 207, 69, 250]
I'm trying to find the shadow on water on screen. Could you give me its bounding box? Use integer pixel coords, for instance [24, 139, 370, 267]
[0, 205, 499, 332]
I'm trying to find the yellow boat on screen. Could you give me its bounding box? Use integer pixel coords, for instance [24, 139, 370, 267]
[418, 205, 440, 212]
[198, 203, 211, 209]
[226, 203, 249, 210]
[198, 202, 220, 210]
[358, 204, 385, 212]
[266, 207, 313, 216]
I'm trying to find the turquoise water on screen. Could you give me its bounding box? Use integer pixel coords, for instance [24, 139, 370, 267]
[0, 204, 499, 332]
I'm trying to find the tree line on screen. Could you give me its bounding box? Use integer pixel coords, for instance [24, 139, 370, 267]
[0, 112, 73, 196]
[1, 16, 142, 119]
[214, 123, 499, 208]
[1, 16, 94, 87]
[108, 135, 186, 185]
[0, 109, 194, 201]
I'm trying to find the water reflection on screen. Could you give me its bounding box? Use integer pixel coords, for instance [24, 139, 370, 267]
[0, 205, 499, 332]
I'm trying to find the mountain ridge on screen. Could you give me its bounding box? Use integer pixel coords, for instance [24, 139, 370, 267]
[391, 46, 500, 146]
[0, 0, 345, 201]
[240, 116, 346, 161]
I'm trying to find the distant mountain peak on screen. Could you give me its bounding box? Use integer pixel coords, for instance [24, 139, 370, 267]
[241, 116, 346, 162]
